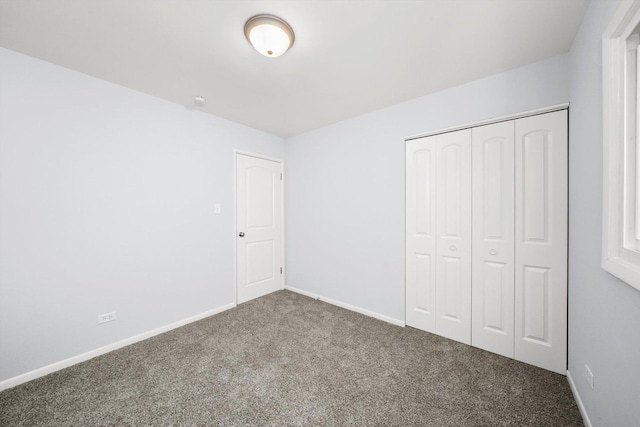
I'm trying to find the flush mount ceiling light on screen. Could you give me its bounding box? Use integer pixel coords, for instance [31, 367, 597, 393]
[244, 14, 295, 58]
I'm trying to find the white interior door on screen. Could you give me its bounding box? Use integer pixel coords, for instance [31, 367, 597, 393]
[236, 153, 283, 304]
[514, 110, 568, 374]
[435, 129, 472, 345]
[471, 121, 515, 358]
[406, 138, 437, 333]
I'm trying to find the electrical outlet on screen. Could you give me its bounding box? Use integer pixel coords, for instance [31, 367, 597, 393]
[585, 364, 594, 389]
[97, 312, 116, 324]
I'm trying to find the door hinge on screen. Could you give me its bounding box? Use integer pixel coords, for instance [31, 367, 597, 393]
[280, 173, 283, 180]
[280, 267, 283, 274]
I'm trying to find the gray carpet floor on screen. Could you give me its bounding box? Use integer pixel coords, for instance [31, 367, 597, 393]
[0, 290, 582, 426]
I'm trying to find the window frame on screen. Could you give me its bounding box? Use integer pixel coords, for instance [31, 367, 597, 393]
[602, 0, 640, 291]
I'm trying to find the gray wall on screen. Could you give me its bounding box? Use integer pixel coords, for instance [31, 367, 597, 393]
[568, 1, 640, 425]
[285, 54, 570, 322]
[0, 48, 285, 382]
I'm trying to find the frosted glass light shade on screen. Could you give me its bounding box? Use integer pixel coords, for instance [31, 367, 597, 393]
[244, 15, 294, 58]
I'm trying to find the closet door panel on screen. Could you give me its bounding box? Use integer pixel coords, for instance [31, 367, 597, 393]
[471, 121, 515, 358]
[405, 139, 437, 333]
[435, 129, 472, 345]
[515, 110, 568, 375]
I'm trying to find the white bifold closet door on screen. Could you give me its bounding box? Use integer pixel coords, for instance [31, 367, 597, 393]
[406, 129, 472, 345]
[470, 110, 567, 373]
[471, 121, 515, 359]
[514, 111, 568, 375]
[406, 109, 567, 374]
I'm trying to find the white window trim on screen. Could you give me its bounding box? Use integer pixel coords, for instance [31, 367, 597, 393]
[602, 0, 640, 291]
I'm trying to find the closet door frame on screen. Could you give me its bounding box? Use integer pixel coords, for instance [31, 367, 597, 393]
[405, 104, 569, 374]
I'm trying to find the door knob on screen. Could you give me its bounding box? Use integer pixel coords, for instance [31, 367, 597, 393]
[449, 245, 457, 252]
[489, 249, 498, 256]
[238, 232, 245, 237]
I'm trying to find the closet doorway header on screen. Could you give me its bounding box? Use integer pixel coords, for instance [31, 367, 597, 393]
[405, 103, 569, 142]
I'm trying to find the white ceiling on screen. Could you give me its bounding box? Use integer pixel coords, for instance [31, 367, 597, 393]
[0, 0, 588, 137]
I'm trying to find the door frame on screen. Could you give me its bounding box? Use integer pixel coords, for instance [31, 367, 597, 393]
[233, 150, 285, 306]
[403, 106, 569, 374]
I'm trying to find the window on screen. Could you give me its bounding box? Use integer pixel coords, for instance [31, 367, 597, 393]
[602, 0, 640, 291]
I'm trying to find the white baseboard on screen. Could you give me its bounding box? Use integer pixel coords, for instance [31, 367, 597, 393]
[567, 370, 592, 427]
[0, 302, 236, 392]
[285, 285, 405, 327]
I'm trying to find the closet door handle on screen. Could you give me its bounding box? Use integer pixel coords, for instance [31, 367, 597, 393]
[449, 245, 457, 252]
[238, 232, 245, 237]
[489, 249, 498, 256]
